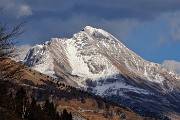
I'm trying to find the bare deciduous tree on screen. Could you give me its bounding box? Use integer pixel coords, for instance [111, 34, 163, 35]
[0, 8, 25, 81]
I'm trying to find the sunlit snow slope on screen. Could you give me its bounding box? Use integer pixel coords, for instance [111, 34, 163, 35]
[24, 26, 180, 118]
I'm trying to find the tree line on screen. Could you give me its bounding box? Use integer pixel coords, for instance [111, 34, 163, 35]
[0, 81, 72, 120]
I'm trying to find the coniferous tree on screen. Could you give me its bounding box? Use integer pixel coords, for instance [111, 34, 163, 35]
[25, 97, 51, 120]
[43, 100, 61, 120]
[61, 109, 72, 120]
[25, 97, 38, 120]
[15, 87, 29, 118]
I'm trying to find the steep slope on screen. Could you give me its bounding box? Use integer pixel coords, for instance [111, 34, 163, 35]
[23, 26, 180, 119]
[0, 59, 150, 120]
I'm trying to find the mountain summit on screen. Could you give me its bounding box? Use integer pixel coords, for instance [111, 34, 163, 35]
[24, 26, 180, 118]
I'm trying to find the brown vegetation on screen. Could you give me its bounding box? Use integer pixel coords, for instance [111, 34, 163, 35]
[0, 58, 156, 120]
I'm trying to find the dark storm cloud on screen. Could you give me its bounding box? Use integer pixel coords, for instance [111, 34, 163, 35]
[2, 0, 180, 45]
[3, 0, 180, 20]
[27, 0, 180, 20]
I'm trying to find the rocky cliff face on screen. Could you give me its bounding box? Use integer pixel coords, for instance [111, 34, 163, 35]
[23, 26, 180, 118]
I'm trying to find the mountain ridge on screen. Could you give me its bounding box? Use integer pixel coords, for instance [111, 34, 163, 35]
[23, 26, 180, 118]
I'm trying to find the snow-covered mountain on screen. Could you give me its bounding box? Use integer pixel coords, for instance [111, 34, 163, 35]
[23, 26, 180, 118]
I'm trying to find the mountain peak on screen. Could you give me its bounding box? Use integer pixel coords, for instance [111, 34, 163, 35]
[82, 26, 110, 37]
[23, 26, 180, 86]
[83, 26, 99, 32]
[22, 26, 180, 118]
[82, 26, 99, 35]
[83, 25, 94, 30]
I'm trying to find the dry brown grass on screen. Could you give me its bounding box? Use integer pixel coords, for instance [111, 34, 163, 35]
[0, 59, 150, 120]
[56, 98, 144, 120]
[166, 112, 180, 120]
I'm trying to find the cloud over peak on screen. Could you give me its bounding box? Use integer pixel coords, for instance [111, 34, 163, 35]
[162, 60, 180, 74]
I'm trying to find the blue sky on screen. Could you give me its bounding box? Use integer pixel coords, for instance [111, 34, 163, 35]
[1, 0, 180, 63]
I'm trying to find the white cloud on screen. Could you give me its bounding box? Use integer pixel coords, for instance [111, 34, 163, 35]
[162, 60, 180, 74]
[165, 11, 180, 41]
[18, 4, 32, 17]
[156, 36, 168, 46]
[1, 0, 32, 18]
[12, 44, 32, 62]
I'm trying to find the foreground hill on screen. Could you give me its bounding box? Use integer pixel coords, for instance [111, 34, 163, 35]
[23, 26, 180, 119]
[0, 59, 152, 120]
